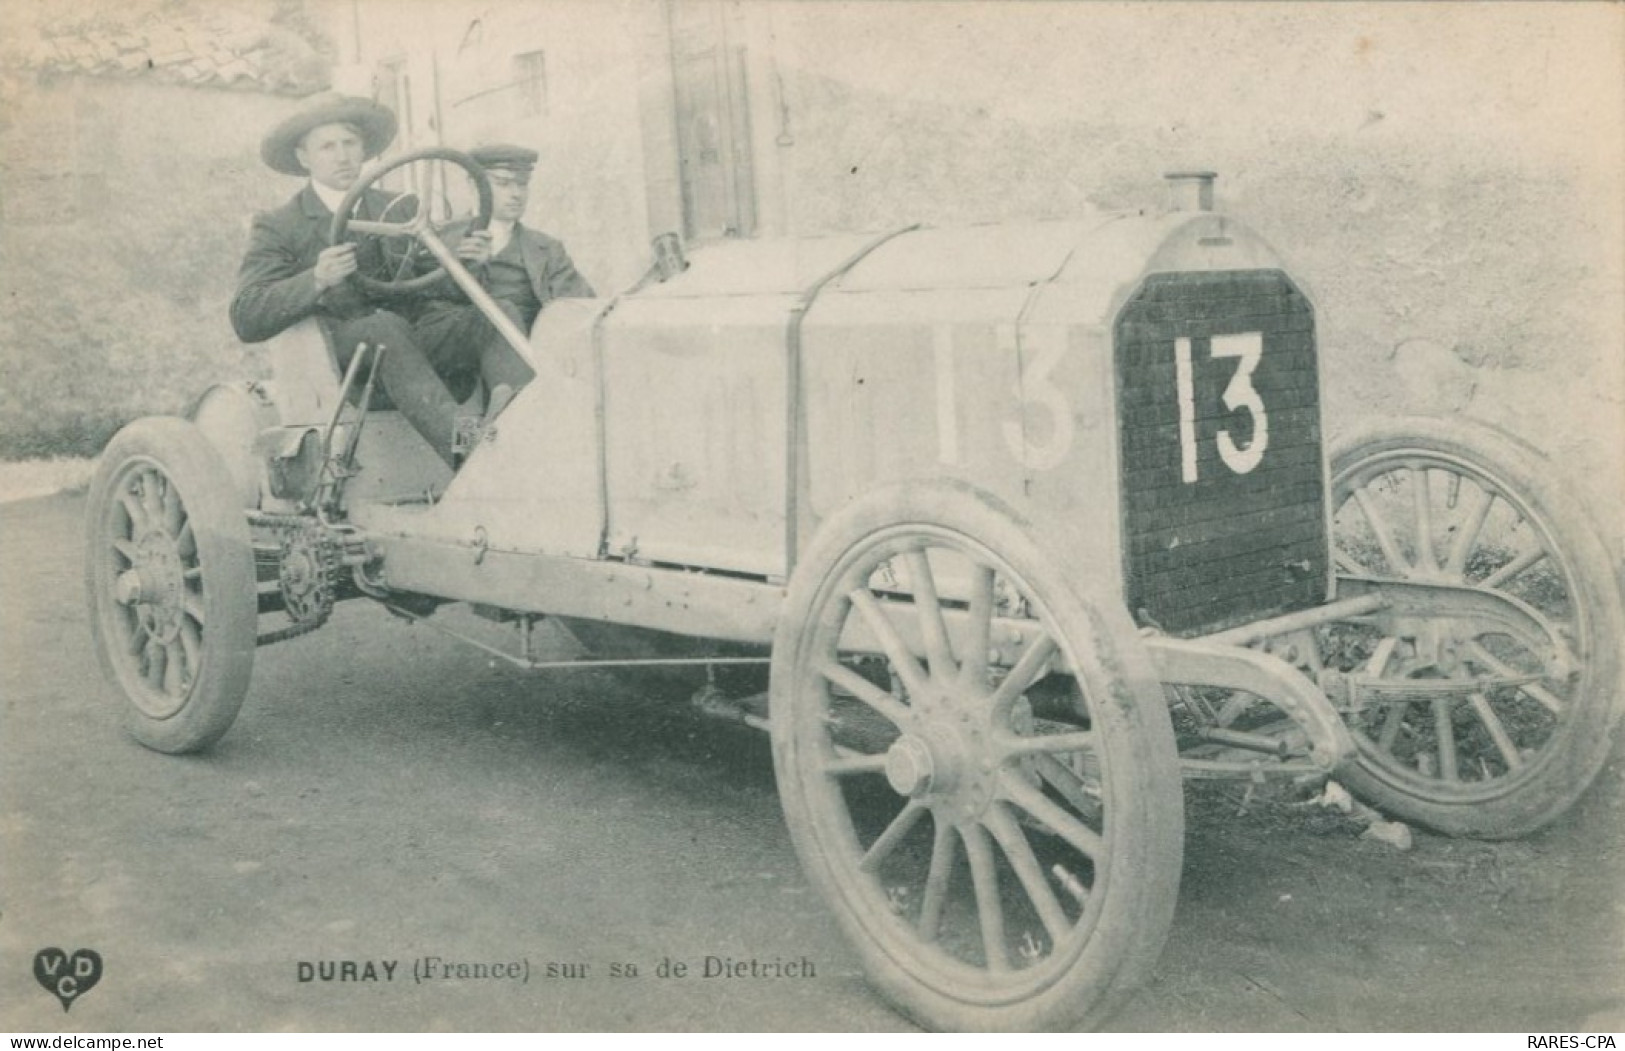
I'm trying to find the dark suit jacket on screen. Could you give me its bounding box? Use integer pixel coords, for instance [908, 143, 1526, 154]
[427, 218, 595, 310]
[230, 185, 409, 344]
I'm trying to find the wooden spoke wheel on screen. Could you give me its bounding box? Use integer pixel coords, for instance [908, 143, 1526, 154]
[770, 482, 1183, 1031]
[1325, 417, 1623, 837]
[85, 418, 257, 753]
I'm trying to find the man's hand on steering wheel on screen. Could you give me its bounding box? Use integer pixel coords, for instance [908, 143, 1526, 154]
[313, 243, 359, 293]
[454, 230, 494, 268]
[328, 147, 493, 296]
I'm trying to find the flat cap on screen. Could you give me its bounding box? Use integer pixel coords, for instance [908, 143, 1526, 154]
[261, 93, 397, 176]
[468, 144, 539, 174]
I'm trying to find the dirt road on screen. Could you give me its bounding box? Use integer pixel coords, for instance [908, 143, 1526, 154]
[3, 491, 1621, 1032]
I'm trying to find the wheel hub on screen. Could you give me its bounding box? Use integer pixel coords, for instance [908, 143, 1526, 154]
[884, 736, 937, 796]
[889, 683, 1001, 821]
[118, 531, 187, 640]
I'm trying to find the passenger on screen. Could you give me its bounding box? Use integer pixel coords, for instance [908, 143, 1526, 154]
[229, 93, 490, 467]
[412, 143, 595, 425]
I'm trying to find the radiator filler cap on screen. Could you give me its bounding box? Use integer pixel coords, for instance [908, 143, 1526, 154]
[1165, 170, 1217, 212]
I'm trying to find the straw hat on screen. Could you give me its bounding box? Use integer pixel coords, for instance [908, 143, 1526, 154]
[260, 93, 398, 176]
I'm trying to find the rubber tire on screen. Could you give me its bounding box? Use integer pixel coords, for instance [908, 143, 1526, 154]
[770, 480, 1184, 1031]
[85, 417, 257, 753]
[1330, 416, 1624, 838]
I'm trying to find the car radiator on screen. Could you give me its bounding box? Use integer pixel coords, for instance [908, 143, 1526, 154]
[1113, 269, 1328, 636]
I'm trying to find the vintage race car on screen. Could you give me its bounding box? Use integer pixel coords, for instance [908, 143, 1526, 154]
[85, 150, 1624, 1031]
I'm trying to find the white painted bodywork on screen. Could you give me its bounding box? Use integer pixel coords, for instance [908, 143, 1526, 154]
[294, 209, 1301, 621]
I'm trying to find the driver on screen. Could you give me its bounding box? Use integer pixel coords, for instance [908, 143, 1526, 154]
[229, 93, 489, 468]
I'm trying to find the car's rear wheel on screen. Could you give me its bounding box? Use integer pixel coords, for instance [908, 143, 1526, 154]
[771, 481, 1183, 1031]
[85, 417, 257, 753]
[1325, 417, 1623, 838]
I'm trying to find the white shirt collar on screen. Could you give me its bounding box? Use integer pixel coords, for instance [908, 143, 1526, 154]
[488, 218, 516, 255]
[308, 179, 350, 215]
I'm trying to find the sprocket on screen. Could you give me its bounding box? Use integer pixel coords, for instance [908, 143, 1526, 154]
[276, 522, 339, 635]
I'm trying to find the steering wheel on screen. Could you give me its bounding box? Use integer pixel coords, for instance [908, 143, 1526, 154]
[329, 147, 493, 296]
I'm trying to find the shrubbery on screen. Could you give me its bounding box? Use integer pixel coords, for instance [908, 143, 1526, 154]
[0, 78, 280, 460]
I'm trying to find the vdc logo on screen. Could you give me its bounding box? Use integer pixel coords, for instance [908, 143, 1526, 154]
[34, 948, 102, 1012]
